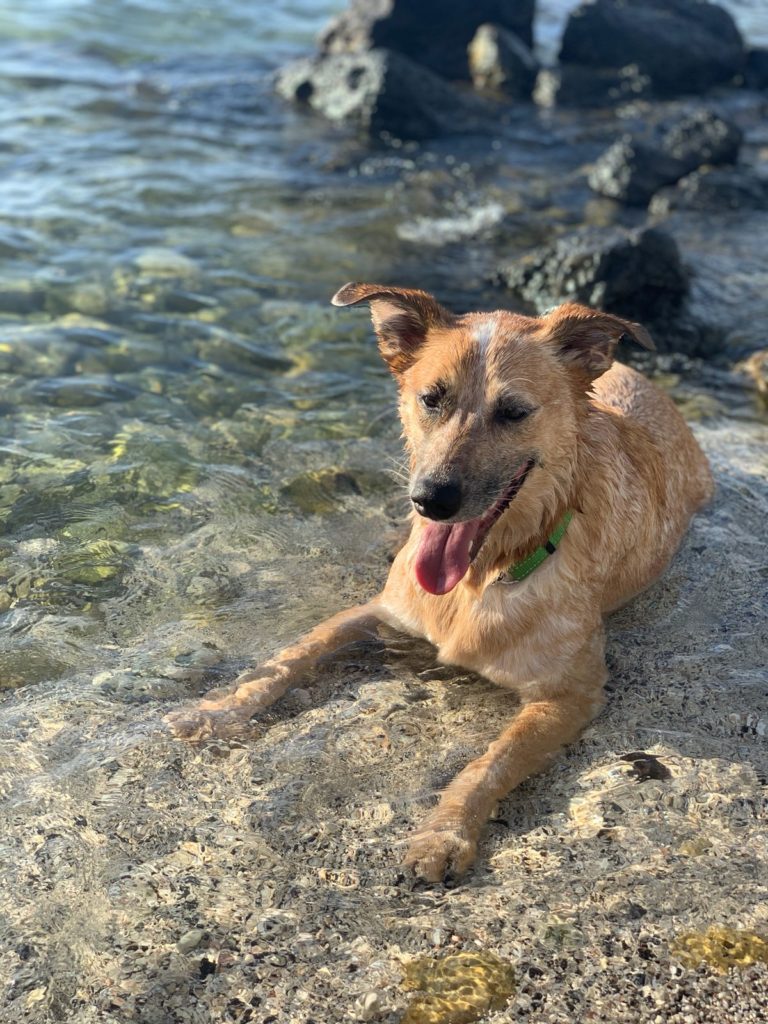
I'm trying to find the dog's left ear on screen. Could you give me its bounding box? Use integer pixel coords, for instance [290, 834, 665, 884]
[542, 303, 655, 382]
[331, 282, 454, 374]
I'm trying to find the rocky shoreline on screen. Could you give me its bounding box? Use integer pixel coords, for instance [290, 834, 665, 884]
[276, 0, 768, 377]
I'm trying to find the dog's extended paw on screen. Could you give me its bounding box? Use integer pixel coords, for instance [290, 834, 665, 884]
[403, 824, 478, 883]
[164, 701, 257, 743]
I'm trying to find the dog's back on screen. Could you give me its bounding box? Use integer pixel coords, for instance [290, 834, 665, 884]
[595, 361, 714, 511]
[592, 361, 714, 611]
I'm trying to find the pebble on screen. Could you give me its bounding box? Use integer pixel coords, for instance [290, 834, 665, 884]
[177, 929, 205, 954]
[134, 248, 198, 278]
[358, 991, 381, 1021]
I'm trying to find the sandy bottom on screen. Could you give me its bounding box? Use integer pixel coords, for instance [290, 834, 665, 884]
[1, 419, 767, 1024]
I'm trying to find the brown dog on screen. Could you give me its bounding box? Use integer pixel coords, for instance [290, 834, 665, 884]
[167, 284, 713, 882]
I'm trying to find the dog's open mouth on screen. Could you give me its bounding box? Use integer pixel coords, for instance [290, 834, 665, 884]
[413, 459, 535, 596]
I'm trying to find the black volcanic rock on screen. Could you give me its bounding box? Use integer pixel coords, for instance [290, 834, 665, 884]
[319, 0, 534, 81]
[275, 50, 495, 141]
[650, 167, 768, 214]
[496, 226, 689, 331]
[660, 109, 742, 168]
[560, 0, 745, 97]
[745, 48, 768, 90]
[589, 110, 743, 206]
[468, 23, 538, 98]
[588, 139, 684, 205]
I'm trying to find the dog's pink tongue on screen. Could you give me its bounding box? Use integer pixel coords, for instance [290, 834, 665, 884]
[414, 519, 482, 595]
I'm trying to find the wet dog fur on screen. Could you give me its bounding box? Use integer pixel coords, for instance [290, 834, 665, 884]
[167, 284, 713, 882]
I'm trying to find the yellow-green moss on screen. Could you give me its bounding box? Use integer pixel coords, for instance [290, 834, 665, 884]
[671, 926, 768, 973]
[401, 951, 515, 1024]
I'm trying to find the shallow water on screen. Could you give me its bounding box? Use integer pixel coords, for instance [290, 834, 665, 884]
[0, 3, 767, 1021]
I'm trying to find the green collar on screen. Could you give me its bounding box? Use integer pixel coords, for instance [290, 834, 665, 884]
[498, 510, 574, 584]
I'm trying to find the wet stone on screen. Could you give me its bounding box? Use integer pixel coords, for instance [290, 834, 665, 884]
[495, 226, 688, 337]
[281, 467, 363, 515]
[65, 282, 110, 316]
[318, 0, 534, 81]
[649, 167, 768, 215]
[0, 280, 48, 315]
[560, 0, 745, 97]
[589, 110, 743, 206]
[177, 929, 206, 954]
[26, 375, 139, 407]
[468, 24, 538, 99]
[191, 326, 294, 374]
[133, 248, 198, 279]
[275, 51, 497, 141]
[588, 137, 684, 206]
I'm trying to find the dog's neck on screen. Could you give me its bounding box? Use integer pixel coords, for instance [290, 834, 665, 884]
[467, 439, 586, 593]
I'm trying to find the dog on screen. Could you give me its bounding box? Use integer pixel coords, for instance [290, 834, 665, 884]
[167, 284, 713, 882]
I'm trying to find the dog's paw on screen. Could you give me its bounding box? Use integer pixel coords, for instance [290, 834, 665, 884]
[164, 702, 256, 742]
[403, 825, 478, 883]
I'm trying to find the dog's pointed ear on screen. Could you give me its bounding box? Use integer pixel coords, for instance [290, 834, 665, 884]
[542, 303, 655, 382]
[331, 282, 453, 374]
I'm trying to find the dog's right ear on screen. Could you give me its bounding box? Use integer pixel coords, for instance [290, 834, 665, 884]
[331, 282, 453, 374]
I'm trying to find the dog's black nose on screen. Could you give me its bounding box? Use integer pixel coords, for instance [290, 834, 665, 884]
[410, 479, 462, 520]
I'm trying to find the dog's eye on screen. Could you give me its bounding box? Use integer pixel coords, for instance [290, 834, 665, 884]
[420, 389, 444, 412]
[495, 403, 532, 424]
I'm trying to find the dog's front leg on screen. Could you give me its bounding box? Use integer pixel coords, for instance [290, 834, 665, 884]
[166, 600, 384, 741]
[404, 630, 607, 882]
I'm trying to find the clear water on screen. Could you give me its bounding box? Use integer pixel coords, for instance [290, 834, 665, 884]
[0, 2, 766, 1019]
[0, 0, 764, 771]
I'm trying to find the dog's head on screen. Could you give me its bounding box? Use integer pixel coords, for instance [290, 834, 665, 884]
[332, 283, 654, 595]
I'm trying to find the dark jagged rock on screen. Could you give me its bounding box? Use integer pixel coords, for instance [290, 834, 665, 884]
[319, 0, 534, 81]
[495, 226, 689, 340]
[589, 110, 743, 206]
[468, 24, 538, 98]
[560, 0, 745, 97]
[650, 167, 768, 214]
[661, 109, 742, 168]
[588, 139, 685, 206]
[275, 50, 494, 141]
[533, 63, 652, 108]
[744, 49, 768, 90]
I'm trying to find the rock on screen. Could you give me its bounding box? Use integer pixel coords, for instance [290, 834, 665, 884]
[736, 350, 768, 400]
[650, 167, 768, 214]
[357, 990, 381, 1021]
[134, 248, 198, 278]
[560, 0, 745, 97]
[468, 24, 538, 98]
[177, 929, 206, 954]
[495, 226, 688, 333]
[533, 63, 652, 108]
[275, 50, 495, 141]
[588, 138, 685, 206]
[744, 48, 768, 90]
[660, 109, 742, 169]
[318, 0, 534, 81]
[589, 110, 743, 206]
[281, 468, 363, 515]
